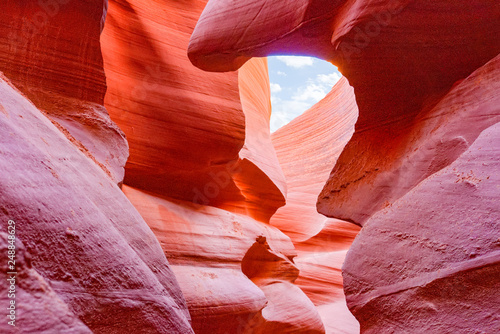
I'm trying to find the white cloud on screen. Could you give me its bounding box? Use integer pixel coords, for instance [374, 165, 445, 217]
[317, 72, 341, 86]
[292, 83, 327, 102]
[270, 83, 282, 93]
[292, 72, 341, 103]
[276, 56, 314, 68]
[268, 57, 342, 132]
[270, 98, 311, 132]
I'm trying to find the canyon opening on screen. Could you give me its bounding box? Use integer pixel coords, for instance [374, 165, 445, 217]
[0, 1, 499, 334]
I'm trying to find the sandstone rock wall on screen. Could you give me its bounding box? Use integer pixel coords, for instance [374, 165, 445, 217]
[189, 0, 500, 332]
[2, 0, 498, 332]
[0, 74, 192, 333]
[0, 2, 192, 333]
[0, 0, 127, 184]
[101, 0, 322, 332]
[271, 77, 361, 333]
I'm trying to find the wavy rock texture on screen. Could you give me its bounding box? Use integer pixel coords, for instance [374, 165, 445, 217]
[189, 0, 500, 222]
[189, 0, 500, 332]
[343, 55, 500, 333]
[271, 77, 360, 333]
[0, 0, 127, 184]
[241, 236, 325, 333]
[101, 0, 323, 332]
[316, 0, 500, 224]
[0, 233, 92, 333]
[237, 57, 287, 221]
[344, 122, 500, 332]
[0, 75, 192, 333]
[271, 77, 358, 241]
[101, 0, 286, 222]
[123, 185, 325, 333]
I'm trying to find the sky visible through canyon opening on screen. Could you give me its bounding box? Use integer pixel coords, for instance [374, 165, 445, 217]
[268, 56, 341, 132]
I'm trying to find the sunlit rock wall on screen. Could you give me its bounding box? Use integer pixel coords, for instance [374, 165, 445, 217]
[188, 0, 500, 332]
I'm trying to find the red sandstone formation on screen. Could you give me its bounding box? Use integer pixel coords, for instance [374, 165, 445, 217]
[0, 0, 127, 184]
[270, 77, 361, 333]
[0, 75, 192, 333]
[0, 2, 192, 332]
[101, 0, 285, 222]
[101, 0, 321, 332]
[123, 185, 325, 333]
[343, 54, 500, 333]
[2, 0, 498, 332]
[237, 57, 287, 222]
[189, 0, 500, 332]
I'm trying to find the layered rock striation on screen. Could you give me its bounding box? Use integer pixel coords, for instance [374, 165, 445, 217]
[0, 2, 192, 333]
[2, 0, 498, 332]
[271, 77, 361, 333]
[101, 0, 322, 332]
[189, 0, 500, 332]
[0, 0, 127, 184]
[0, 74, 192, 333]
[101, 0, 286, 222]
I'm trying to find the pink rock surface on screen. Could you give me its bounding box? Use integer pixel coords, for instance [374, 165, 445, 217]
[0, 0, 127, 184]
[102, 0, 285, 222]
[240, 237, 325, 333]
[295, 251, 359, 334]
[189, 0, 500, 332]
[270, 77, 361, 333]
[123, 185, 324, 333]
[344, 121, 500, 333]
[0, 233, 92, 333]
[0, 73, 192, 333]
[342, 54, 500, 333]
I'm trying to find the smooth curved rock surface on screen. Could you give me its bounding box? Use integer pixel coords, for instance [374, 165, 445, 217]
[102, 2, 318, 330]
[189, 0, 500, 332]
[318, 48, 500, 225]
[0, 74, 192, 333]
[271, 77, 358, 242]
[101, 0, 244, 202]
[344, 120, 500, 333]
[270, 77, 361, 333]
[188, 0, 500, 224]
[0, 0, 127, 184]
[102, 0, 285, 222]
[241, 237, 325, 333]
[340, 54, 500, 332]
[236, 57, 287, 221]
[101, 3, 312, 329]
[123, 185, 324, 333]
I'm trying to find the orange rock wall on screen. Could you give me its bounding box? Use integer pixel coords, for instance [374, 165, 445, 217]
[188, 0, 500, 332]
[271, 77, 361, 333]
[0, 0, 127, 184]
[101, 0, 321, 332]
[0, 2, 192, 333]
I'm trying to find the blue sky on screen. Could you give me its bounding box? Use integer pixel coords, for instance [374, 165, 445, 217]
[267, 56, 341, 132]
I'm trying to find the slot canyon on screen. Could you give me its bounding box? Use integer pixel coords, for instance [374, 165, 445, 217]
[0, 0, 499, 333]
